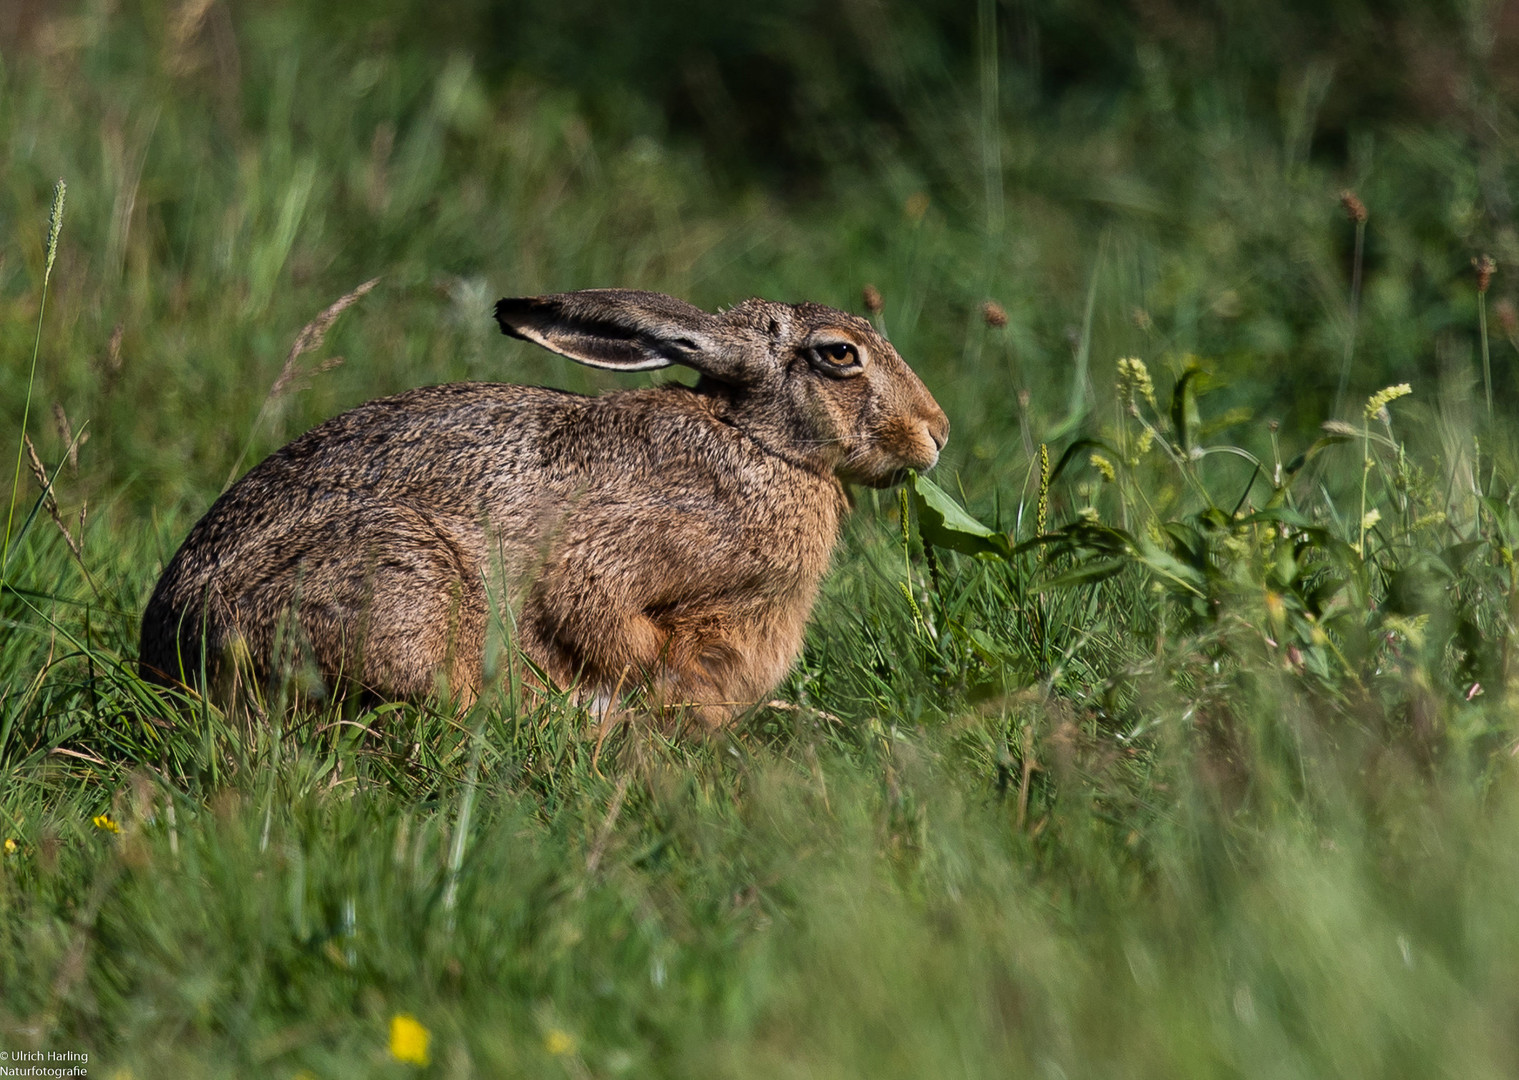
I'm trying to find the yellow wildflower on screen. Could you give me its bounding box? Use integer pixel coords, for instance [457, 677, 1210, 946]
[1264, 590, 1286, 628]
[92, 814, 120, 834]
[1364, 383, 1412, 419]
[4, 838, 16, 855]
[544, 1028, 577, 1056]
[389, 1013, 431, 1066]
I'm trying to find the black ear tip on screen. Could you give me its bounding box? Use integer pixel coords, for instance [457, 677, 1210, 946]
[494, 297, 530, 338]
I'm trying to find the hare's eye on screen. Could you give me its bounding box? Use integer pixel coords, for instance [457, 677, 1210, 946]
[806, 339, 865, 377]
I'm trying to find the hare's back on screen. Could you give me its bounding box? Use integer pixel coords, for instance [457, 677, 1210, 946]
[238, 382, 587, 504]
[150, 383, 584, 593]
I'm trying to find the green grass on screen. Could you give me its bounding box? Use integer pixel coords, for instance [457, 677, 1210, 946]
[6, 2, 1519, 1076]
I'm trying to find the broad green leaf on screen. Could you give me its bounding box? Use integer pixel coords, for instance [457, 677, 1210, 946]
[1036, 558, 1128, 592]
[1171, 367, 1204, 453]
[908, 473, 1012, 559]
[1136, 541, 1209, 597]
[1284, 433, 1354, 476]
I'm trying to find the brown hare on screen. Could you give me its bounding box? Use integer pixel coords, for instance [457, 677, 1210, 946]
[139, 288, 949, 726]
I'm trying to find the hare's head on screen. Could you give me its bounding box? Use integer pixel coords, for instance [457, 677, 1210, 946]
[494, 289, 948, 487]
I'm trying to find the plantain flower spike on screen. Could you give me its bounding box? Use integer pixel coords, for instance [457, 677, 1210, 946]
[1364, 383, 1412, 421]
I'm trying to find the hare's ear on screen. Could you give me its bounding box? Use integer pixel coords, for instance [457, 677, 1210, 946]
[495, 289, 734, 375]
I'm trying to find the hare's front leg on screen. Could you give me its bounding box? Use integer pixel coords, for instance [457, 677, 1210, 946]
[519, 575, 746, 727]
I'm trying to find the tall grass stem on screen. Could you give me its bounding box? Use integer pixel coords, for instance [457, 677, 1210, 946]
[443, 723, 484, 928]
[1480, 291, 1493, 422]
[3, 180, 66, 580]
[977, 0, 1003, 239]
[1333, 217, 1366, 418]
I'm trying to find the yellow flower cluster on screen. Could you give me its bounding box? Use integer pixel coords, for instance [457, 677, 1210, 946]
[92, 814, 120, 834]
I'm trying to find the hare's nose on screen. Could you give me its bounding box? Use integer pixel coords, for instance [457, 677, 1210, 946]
[924, 409, 949, 452]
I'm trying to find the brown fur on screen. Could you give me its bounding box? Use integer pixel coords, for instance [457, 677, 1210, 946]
[139, 289, 948, 726]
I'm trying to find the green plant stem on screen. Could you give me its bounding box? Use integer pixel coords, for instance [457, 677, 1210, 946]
[4, 181, 64, 582]
[1480, 290, 1493, 423]
[1359, 419, 1371, 557]
[1334, 218, 1366, 418]
[2, 289, 50, 580]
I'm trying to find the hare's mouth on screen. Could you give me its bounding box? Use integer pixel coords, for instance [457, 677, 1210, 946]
[839, 444, 941, 488]
[842, 461, 918, 489]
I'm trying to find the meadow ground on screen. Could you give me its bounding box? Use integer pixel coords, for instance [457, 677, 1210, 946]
[6, 3, 1519, 1077]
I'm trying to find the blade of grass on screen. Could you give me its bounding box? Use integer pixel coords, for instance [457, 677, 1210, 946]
[4, 179, 66, 579]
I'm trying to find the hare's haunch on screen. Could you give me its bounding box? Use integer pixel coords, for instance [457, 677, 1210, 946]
[140, 289, 949, 726]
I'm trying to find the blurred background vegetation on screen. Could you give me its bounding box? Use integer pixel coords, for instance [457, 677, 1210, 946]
[4, 0, 1518, 518]
[8, 2, 1519, 1077]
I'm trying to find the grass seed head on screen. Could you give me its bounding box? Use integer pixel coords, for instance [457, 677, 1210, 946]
[862, 284, 884, 314]
[44, 178, 66, 281]
[1116, 356, 1156, 414]
[1339, 189, 1367, 224]
[270, 278, 380, 398]
[1364, 383, 1412, 420]
[106, 322, 124, 372]
[1474, 255, 1496, 295]
[51, 402, 79, 474]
